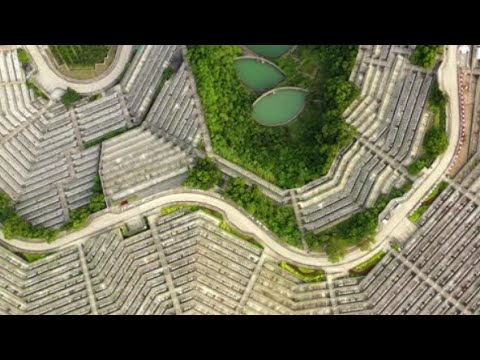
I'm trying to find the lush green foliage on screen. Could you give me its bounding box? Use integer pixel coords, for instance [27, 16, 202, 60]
[0, 176, 106, 242]
[0, 192, 15, 222]
[67, 176, 106, 230]
[410, 45, 443, 69]
[280, 261, 326, 282]
[187, 45, 359, 188]
[408, 80, 448, 175]
[20, 253, 49, 263]
[26, 80, 48, 100]
[224, 178, 302, 247]
[409, 181, 448, 223]
[84, 128, 129, 148]
[61, 88, 82, 108]
[17, 48, 31, 66]
[349, 251, 386, 277]
[306, 182, 412, 262]
[184, 157, 223, 190]
[2, 214, 59, 241]
[50, 45, 112, 67]
[0, 192, 58, 241]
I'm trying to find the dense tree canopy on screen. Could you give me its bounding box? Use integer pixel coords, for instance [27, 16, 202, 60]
[224, 178, 302, 247]
[410, 45, 443, 69]
[187, 45, 360, 188]
[0, 192, 58, 241]
[17, 48, 31, 66]
[184, 157, 223, 190]
[61, 88, 82, 108]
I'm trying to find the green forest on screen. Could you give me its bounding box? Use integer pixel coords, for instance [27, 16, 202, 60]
[410, 45, 444, 69]
[184, 157, 223, 190]
[224, 178, 302, 247]
[187, 45, 360, 188]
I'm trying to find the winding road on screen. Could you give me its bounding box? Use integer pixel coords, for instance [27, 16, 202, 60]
[0, 46, 461, 273]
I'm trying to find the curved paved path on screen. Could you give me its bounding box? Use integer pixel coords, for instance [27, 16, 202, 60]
[0, 46, 460, 274]
[25, 45, 133, 94]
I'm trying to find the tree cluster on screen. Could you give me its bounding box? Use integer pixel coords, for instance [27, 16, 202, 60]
[0, 176, 106, 242]
[0, 192, 58, 241]
[224, 178, 302, 247]
[17, 48, 31, 66]
[184, 157, 223, 190]
[61, 88, 82, 108]
[187, 45, 360, 188]
[410, 45, 443, 70]
[67, 176, 106, 230]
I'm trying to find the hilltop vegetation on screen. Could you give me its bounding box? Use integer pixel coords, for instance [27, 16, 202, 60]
[187, 45, 360, 188]
[410, 45, 443, 69]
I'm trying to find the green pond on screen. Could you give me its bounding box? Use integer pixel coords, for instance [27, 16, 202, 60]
[253, 88, 307, 126]
[235, 57, 285, 91]
[246, 45, 293, 59]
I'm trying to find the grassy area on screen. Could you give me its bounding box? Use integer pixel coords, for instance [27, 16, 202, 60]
[84, 128, 129, 148]
[349, 251, 386, 277]
[19, 253, 49, 263]
[187, 45, 359, 188]
[26, 80, 48, 100]
[306, 182, 412, 263]
[61, 88, 82, 108]
[409, 181, 448, 223]
[280, 261, 326, 282]
[50, 45, 112, 68]
[17, 48, 31, 66]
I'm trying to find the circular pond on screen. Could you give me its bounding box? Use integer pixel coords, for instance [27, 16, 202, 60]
[235, 56, 285, 91]
[246, 45, 293, 59]
[253, 87, 308, 126]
